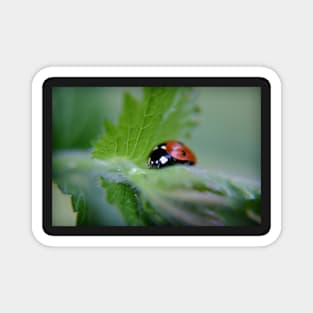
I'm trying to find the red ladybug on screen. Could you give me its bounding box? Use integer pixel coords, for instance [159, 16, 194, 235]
[148, 140, 197, 169]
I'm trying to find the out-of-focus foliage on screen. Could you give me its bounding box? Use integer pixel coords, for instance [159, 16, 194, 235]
[53, 151, 124, 226]
[53, 152, 260, 226]
[52, 87, 117, 149]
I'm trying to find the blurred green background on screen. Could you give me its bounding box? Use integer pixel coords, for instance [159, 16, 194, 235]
[193, 87, 261, 179]
[52, 86, 261, 225]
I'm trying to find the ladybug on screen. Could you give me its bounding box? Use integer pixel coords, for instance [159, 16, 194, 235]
[148, 140, 197, 169]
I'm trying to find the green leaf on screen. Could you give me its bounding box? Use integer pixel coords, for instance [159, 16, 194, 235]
[52, 151, 125, 226]
[100, 179, 144, 226]
[92, 87, 199, 165]
[53, 152, 260, 226]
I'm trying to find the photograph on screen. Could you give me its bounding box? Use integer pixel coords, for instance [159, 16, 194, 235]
[52, 86, 262, 227]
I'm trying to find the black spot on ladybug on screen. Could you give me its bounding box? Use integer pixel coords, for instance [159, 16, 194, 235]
[147, 148, 175, 168]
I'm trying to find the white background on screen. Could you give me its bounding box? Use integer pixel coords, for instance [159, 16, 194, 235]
[0, 0, 311, 312]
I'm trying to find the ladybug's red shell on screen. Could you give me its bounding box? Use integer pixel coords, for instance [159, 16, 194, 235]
[164, 141, 197, 164]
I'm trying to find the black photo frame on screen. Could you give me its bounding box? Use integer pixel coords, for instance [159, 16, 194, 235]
[43, 77, 270, 236]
